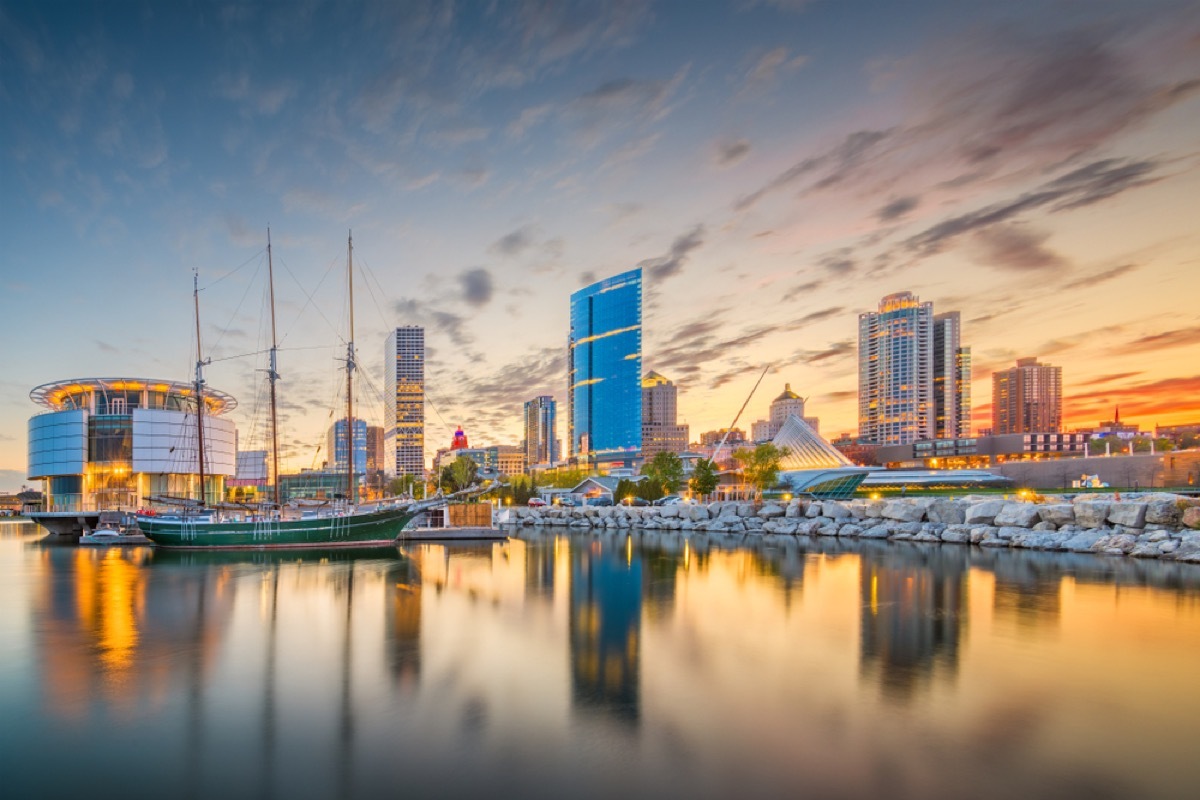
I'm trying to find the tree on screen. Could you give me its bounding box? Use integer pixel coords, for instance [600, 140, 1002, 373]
[690, 458, 719, 498]
[542, 468, 588, 489]
[734, 443, 789, 500]
[388, 474, 417, 497]
[642, 451, 684, 495]
[635, 478, 664, 502]
[448, 456, 478, 492]
[614, 478, 640, 504]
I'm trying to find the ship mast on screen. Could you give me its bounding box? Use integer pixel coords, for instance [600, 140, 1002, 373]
[345, 231, 356, 506]
[194, 270, 208, 507]
[267, 229, 281, 507]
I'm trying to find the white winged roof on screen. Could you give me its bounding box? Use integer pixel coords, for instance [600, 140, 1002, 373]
[772, 414, 854, 470]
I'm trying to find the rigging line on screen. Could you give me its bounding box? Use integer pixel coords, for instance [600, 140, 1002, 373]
[355, 256, 391, 330]
[276, 251, 347, 347]
[200, 248, 266, 291]
[277, 344, 340, 353]
[207, 349, 269, 364]
[209, 256, 264, 357]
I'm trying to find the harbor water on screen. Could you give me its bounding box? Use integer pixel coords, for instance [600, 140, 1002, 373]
[2, 520, 1199, 799]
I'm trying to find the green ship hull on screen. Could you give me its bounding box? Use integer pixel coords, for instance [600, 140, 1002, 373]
[137, 506, 418, 549]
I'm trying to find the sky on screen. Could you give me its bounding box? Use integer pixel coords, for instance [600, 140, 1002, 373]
[2, 0, 1199, 491]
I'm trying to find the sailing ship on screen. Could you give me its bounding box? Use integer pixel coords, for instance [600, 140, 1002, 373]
[138, 232, 438, 549]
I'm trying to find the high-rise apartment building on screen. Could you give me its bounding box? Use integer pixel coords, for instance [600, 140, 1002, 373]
[523, 396, 558, 468]
[366, 425, 384, 473]
[933, 312, 972, 438]
[568, 268, 642, 466]
[326, 418, 367, 473]
[858, 292, 935, 445]
[992, 357, 1062, 434]
[384, 326, 425, 477]
[859, 293, 971, 446]
[641, 371, 689, 458]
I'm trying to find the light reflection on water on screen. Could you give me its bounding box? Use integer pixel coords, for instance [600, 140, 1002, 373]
[1, 522, 1199, 799]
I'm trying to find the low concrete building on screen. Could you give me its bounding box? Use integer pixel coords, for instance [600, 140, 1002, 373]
[876, 432, 1091, 469]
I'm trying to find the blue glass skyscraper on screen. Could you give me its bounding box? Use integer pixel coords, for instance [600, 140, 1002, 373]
[568, 268, 642, 466]
[327, 418, 368, 475]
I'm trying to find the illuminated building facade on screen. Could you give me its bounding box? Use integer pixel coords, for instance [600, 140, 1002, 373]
[933, 312, 972, 438]
[859, 293, 969, 445]
[27, 377, 238, 514]
[385, 326, 425, 477]
[568, 268, 642, 466]
[640, 372, 688, 458]
[523, 395, 558, 468]
[992, 357, 1062, 435]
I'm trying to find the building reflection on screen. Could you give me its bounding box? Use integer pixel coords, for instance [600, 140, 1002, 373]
[31, 545, 234, 720]
[569, 535, 642, 724]
[385, 556, 422, 688]
[859, 546, 968, 701]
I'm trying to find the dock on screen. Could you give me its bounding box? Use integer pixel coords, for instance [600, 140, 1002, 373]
[397, 527, 507, 541]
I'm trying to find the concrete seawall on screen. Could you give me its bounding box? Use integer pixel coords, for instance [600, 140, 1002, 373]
[501, 494, 1200, 563]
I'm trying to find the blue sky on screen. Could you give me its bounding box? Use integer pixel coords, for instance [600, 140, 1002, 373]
[2, 0, 1199, 490]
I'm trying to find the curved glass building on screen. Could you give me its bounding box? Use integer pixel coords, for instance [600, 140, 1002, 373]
[28, 378, 238, 521]
[568, 269, 642, 467]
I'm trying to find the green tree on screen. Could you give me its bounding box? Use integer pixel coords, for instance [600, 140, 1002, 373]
[448, 456, 479, 492]
[543, 468, 588, 489]
[614, 478, 640, 504]
[635, 478, 664, 502]
[388, 474, 417, 497]
[642, 451, 684, 495]
[734, 443, 789, 500]
[689, 458, 719, 498]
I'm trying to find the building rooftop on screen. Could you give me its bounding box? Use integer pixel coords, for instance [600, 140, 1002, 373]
[29, 377, 237, 414]
[773, 383, 802, 402]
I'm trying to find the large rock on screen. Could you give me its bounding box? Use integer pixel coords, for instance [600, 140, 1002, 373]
[737, 503, 757, 517]
[964, 500, 1004, 526]
[1144, 495, 1182, 526]
[994, 503, 1041, 528]
[805, 502, 823, 518]
[838, 524, 862, 538]
[996, 526, 1026, 540]
[927, 500, 967, 525]
[824, 502, 852, 520]
[859, 525, 889, 539]
[1037, 504, 1075, 527]
[1107, 503, 1147, 529]
[1074, 502, 1111, 528]
[758, 502, 785, 519]
[1061, 528, 1108, 552]
[1183, 507, 1200, 530]
[1010, 530, 1063, 550]
[659, 504, 680, 519]
[864, 500, 885, 518]
[690, 505, 710, 522]
[1172, 532, 1200, 562]
[784, 501, 803, 518]
[882, 501, 925, 522]
[941, 525, 972, 544]
[1095, 533, 1139, 555]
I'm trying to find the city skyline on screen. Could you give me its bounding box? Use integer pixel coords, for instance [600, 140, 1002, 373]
[3, 1, 1200, 490]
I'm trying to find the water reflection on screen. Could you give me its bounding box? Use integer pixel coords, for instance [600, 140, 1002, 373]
[4, 527, 1200, 799]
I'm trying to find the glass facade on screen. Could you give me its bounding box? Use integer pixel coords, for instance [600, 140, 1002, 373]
[523, 396, 558, 468]
[327, 418, 368, 474]
[568, 269, 642, 465]
[385, 327, 425, 477]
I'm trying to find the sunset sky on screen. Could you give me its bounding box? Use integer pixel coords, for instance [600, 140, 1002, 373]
[2, 0, 1199, 490]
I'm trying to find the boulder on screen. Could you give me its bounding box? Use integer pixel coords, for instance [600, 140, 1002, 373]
[690, 505, 710, 522]
[659, 504, 680, 519]
[1074, 502, 1111, 528]
[1144, 496, 1182, 526]
[859, 525, 889, 539]
[1107, 503, 1147, 529]
[1010, 530, 1063, 550]
[979, 532, 1008, 547]
[838, 524, 862, 538]
[737, 503, 757, 517]
[994, 503, 1041, 528]
[941, 525, 972, 544]
[1183, 507, 1200, 530]
[1095, 532, 1138, 555]
[805, 502, 823, 518]
[913, 528, 941, 543]
[824, 502, 852, 520]
[864, 500, 885, 518]
[927, 500, 967, 525]
[784, 501, 803, 518]
[882, 501, 925, 522]
[1129, 542, 1162, 559]
[1172, 532, 1200, 562]
[970, 526, 997, 544]
[846, 501, 870, 520]
[1037, 504, 1075, 527]
[964, 500, 1005, 526]
[1031, 521, 1057, 531]
[1061, 528, 1108, 553]
[758, 502, 785, 519]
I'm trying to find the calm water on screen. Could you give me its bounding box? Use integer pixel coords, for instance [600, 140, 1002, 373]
[2, 521, 1199, 800]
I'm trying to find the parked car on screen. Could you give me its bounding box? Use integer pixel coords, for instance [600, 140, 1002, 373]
[527, 497, 547, 507]
[554, 497, 576, 507]
[586, 496, 613, 507]
[620, 496, 650, 507]
[652, 495, 682, 506]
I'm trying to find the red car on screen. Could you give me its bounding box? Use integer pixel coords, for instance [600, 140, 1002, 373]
[527, 497, 547, 507]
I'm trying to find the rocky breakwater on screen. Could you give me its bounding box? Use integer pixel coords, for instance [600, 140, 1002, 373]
[503, 493, 1200, 563]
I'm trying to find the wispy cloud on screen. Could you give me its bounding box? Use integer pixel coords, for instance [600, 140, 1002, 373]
[637, 224, 707, 282]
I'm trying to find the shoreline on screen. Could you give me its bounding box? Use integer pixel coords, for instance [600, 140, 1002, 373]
[501, 493, 1200, 564]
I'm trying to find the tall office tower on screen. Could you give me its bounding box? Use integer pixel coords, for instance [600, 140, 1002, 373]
[523, 396, 558, 468]
[366, 425, 384, 473]
[384, 326, 425, 477]
[326, 418, 367, 473]
[992, 357, 1062, 434]
[568, 268, 642, 466]
[641, 371, 689, 459]
[933, 312, 972, 438]
[858, 292, 935, 445]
